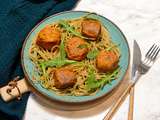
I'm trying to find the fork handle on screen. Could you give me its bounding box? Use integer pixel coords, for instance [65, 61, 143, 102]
[103, 83, 134, 120]
[128, 86, 134, 120]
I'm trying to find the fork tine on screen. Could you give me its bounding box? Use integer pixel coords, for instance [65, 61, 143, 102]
[152, 46, 160, 61]
[150, 45, 159, 60]
[146, 44, 157, 59]
[145, 44, 155, 58]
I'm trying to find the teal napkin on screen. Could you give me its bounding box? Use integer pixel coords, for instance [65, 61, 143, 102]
[0, 0, 78, 119]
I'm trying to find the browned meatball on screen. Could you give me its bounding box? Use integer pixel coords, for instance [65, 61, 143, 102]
[36, 25, 61, 50]
[96, 50, 119, 72]
[66, 37, 88, 61]
[82, 19, 101, 40]
[54, 68, 77, 89]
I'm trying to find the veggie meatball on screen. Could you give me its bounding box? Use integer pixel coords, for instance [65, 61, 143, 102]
[66, 37, 88, 61]
[82, 19, 101, 40]
[36, 25, 61, 50]
[96, 50, 119, 72]
[54, 68, 77, 89]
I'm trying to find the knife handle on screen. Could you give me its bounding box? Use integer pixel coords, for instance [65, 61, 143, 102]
[103, 83, 133, 120]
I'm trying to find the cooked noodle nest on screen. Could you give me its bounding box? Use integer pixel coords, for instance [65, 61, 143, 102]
[29, 16, 120, 96]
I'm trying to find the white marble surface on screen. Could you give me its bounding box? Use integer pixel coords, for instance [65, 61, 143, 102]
[23, 0, 160, 120]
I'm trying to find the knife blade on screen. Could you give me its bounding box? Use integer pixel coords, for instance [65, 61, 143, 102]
[131, 40, 142, 83]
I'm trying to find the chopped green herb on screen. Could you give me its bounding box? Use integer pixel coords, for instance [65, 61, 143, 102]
[85, 67, 121, 91]
[59, 20, 89, 39]
[59, 34, 66, 60]
[84, 66, 97, 91]
[39, 57, 77, 68]
[87, 49, 99, 59]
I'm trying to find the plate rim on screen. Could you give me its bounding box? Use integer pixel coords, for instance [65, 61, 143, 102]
[21, 10, 130, 103]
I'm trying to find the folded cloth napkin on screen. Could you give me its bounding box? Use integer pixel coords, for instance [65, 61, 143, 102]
[0, 0, 78, 119]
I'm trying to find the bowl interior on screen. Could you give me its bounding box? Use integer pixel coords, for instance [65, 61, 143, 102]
[22, 11, 130, 103]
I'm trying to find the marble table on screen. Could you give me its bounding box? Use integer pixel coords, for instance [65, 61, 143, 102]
[23, 0, 160, 120]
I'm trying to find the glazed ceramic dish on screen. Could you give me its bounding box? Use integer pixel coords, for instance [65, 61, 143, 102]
[21, 11, 130, 103]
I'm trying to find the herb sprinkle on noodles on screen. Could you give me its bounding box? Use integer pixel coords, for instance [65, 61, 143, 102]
[29, 14, 121, 96]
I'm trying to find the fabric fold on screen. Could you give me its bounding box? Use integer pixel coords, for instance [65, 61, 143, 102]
[0, 0, 78, 119]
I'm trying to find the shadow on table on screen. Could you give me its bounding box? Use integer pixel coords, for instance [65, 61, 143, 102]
[31, 69, 130, 119]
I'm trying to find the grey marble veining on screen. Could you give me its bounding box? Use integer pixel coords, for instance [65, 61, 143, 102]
[23, 0, 160, 120]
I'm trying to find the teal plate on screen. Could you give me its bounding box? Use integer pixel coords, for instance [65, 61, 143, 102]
[21, 11, 130, 103]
